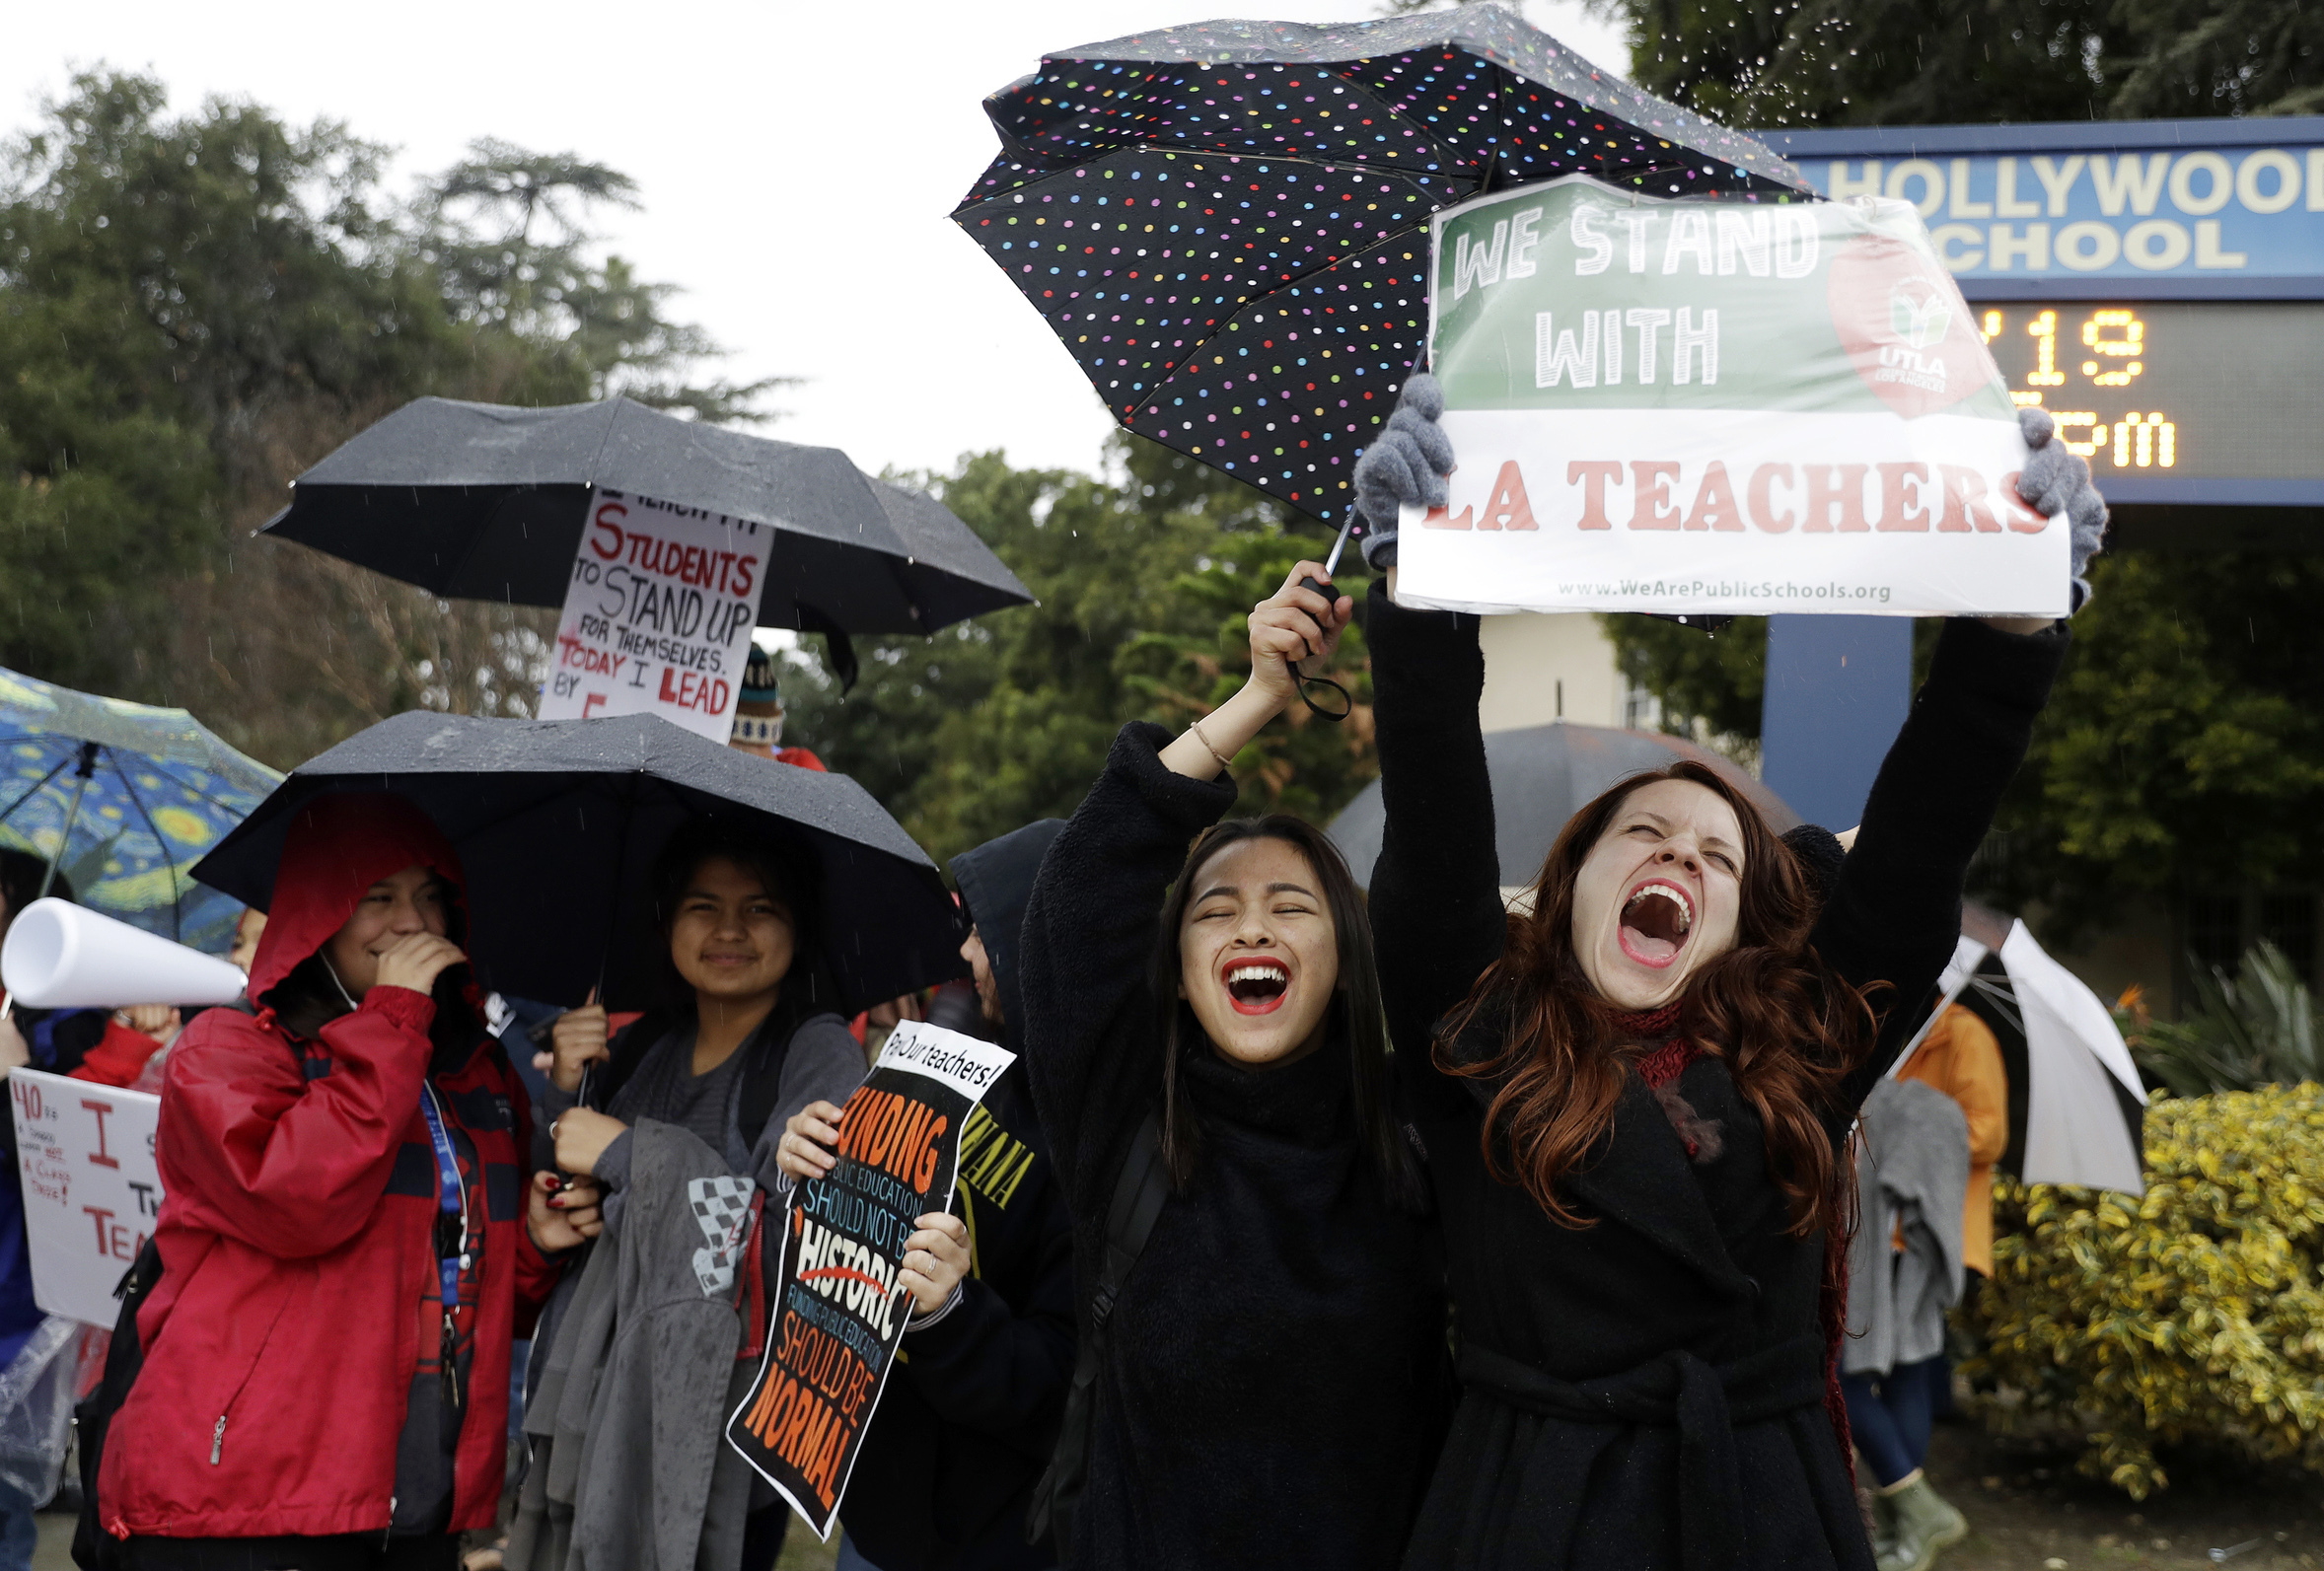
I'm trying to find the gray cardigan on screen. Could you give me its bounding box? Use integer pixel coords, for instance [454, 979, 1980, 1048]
[1844, 1076, 1972, 1377]
[507, 1121, 767, 1571]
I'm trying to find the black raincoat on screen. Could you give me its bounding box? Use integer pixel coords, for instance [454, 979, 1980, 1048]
[1364, 584, 2064, 1571]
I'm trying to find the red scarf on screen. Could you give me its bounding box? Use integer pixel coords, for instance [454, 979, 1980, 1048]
[1607, 1002, 1855, 1481]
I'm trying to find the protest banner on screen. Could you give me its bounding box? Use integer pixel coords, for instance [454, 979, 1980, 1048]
[1396, 175, 2070, 619]
[6, 1068, 161, 1326]
[726, 1022, 1016, 1538]
[537, 488, 773, 741]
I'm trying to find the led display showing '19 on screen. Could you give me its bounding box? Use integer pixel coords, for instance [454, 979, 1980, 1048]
[1973, 302, 2324, 484]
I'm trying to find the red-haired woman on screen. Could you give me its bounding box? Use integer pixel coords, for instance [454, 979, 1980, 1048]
[1336, 386, 2103, 1570]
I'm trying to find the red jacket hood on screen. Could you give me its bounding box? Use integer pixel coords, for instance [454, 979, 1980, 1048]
[249, 793, 469, 1002]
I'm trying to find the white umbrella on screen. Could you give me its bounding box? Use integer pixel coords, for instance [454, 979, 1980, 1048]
[1898, 921, 2146, 1197]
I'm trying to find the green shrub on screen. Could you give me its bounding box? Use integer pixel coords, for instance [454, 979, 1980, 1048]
[1959, 1083, 2324, 1498]
[2122, 941, 2320, 1098]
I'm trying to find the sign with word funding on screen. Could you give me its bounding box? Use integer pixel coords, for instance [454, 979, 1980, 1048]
[537, 489, 772, 741]
[1397, 175, 2068, 619]
[726, 1023, 1015, 1539]
[7, 1070, 160, 1326]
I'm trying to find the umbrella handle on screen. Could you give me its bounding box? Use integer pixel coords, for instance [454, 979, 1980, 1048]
[1293, 577, 1352, 724]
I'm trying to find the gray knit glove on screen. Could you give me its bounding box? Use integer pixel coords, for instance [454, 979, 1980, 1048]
[2013, 405, 2109, 611]
[1351, 374, 1454, 571]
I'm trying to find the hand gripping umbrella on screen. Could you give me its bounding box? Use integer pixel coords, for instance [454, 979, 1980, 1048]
[191, 711, 965, 1013]
[952, 3, 1813, 548]
[260, 395, 1033, 681]
[0, 666, 280, 953]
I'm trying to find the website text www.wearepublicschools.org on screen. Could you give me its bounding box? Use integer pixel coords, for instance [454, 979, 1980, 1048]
[1560, 578, 1898, 604]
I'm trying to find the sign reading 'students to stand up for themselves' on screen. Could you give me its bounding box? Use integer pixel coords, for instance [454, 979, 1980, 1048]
[537, 488, 773, 741]
[1396, 176, 2070, 619]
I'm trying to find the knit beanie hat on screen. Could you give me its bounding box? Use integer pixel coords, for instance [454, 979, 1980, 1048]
[731, 645, 784, 750]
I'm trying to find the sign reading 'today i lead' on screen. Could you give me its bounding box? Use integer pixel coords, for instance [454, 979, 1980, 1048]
[537, 489, 772, 741]
[1396, 175, 2070, 620]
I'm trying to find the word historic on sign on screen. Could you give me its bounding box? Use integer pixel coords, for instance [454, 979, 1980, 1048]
[726, 1023, 1017, 1540]
[537, 489, 773, 741]
[1397, 175, 2068, 619]
[7, 1069, 162, 1327]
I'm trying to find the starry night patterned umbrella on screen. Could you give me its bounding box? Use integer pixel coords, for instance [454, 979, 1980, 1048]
[952, 3, 1813, 536]
[0, 667, 280, 952]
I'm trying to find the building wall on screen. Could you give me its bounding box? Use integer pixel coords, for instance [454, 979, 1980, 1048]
[1476, 612, 1636, 734]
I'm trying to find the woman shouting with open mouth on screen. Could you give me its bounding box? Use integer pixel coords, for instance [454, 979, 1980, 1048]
[1346, 378, 2101, 1571]
[1014, 565, 1452, 1571]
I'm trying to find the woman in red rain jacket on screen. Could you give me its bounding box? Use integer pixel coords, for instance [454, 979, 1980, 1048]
[102, 795, 598, 1570]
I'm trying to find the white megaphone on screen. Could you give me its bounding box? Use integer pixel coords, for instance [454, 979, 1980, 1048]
[1, 898, 249, 1010]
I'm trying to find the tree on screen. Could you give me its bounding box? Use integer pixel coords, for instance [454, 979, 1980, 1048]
[422, 140, 789, 423]
[1980, 552, 2324, 936]
[1596, 0, 2320, 122]
[0, 73, 771, 768]
[781, 435, 1376, 866]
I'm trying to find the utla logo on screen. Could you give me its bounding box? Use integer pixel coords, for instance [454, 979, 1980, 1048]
[1828, 235, 1994, 419]
[1888, 280, 1952, 350]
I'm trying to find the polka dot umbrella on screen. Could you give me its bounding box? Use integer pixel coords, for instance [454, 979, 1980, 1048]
[0, 667, 280, 954]
[952, 3, 1814, 543]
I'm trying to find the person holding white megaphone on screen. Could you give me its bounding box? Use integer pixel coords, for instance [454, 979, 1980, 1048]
[93, 794, 604, 1571]
[0, 853, 189, 1571]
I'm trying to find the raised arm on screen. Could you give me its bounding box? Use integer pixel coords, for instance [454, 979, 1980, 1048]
[1364, 581, 1508, 1088]
[1017, 563, 1346, 1202]
[1822, 616, 2068, 1116]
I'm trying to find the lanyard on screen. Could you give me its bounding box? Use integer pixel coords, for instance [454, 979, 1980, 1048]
[417, 1084, 466, 1312]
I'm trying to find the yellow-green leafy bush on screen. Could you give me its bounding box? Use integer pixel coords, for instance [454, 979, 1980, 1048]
[1959, 1083, 2324, 1498]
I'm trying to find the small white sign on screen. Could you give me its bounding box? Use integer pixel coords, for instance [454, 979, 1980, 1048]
[538, 488, 774, 741]
[7, 1068, 161, 1326]
[868, 1021, 1018, 1103]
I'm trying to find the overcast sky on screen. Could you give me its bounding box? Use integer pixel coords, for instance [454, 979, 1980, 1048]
[3, 0, 1630, 482]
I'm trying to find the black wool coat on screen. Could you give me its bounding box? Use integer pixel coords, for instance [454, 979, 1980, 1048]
[1364, 585, 2065, 1571]
[1017, 724, 1453, 1571]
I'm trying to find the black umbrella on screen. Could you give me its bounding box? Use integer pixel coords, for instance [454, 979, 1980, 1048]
[952, 3, 1812, 536]
[262, 395, 1032, 645]
[192, 711, 964, 1013]
[1326, 720, 1798, 891]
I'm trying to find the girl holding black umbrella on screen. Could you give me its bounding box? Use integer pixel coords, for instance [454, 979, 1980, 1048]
[1010, 567, 1451, 1571]
[524, 819, 868, 1569]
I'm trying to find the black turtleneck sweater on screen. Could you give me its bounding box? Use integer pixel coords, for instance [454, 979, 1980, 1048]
[1017, 723, 1452, 1571]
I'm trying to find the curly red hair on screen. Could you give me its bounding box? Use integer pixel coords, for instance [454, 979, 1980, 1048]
[1438, 760, 1875, 1238]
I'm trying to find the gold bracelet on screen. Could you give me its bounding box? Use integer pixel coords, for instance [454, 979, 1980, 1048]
[1188, 717, 1235, 771]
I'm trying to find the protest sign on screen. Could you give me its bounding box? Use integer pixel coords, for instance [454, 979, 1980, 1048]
[726, 1022, 1016, 1539]
[537, 488, 772, 741]
[1396, 176, 2069, 619]
[6, 1069, 161, 1326]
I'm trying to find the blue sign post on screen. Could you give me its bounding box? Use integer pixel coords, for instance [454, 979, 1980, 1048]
[1754, 116, 2324, 827]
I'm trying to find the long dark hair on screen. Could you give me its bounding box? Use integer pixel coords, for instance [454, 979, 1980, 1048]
[1442, 760, 1873, 1238]
[648, 820, 838, 1034]
[1150, 816, 1424, 1213]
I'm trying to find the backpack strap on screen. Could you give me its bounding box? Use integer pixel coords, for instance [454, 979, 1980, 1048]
[1027, 1111, 1169, 1556]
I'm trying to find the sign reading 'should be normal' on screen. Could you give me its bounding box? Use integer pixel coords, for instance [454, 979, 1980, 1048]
[1396, 176, 2070, 620]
